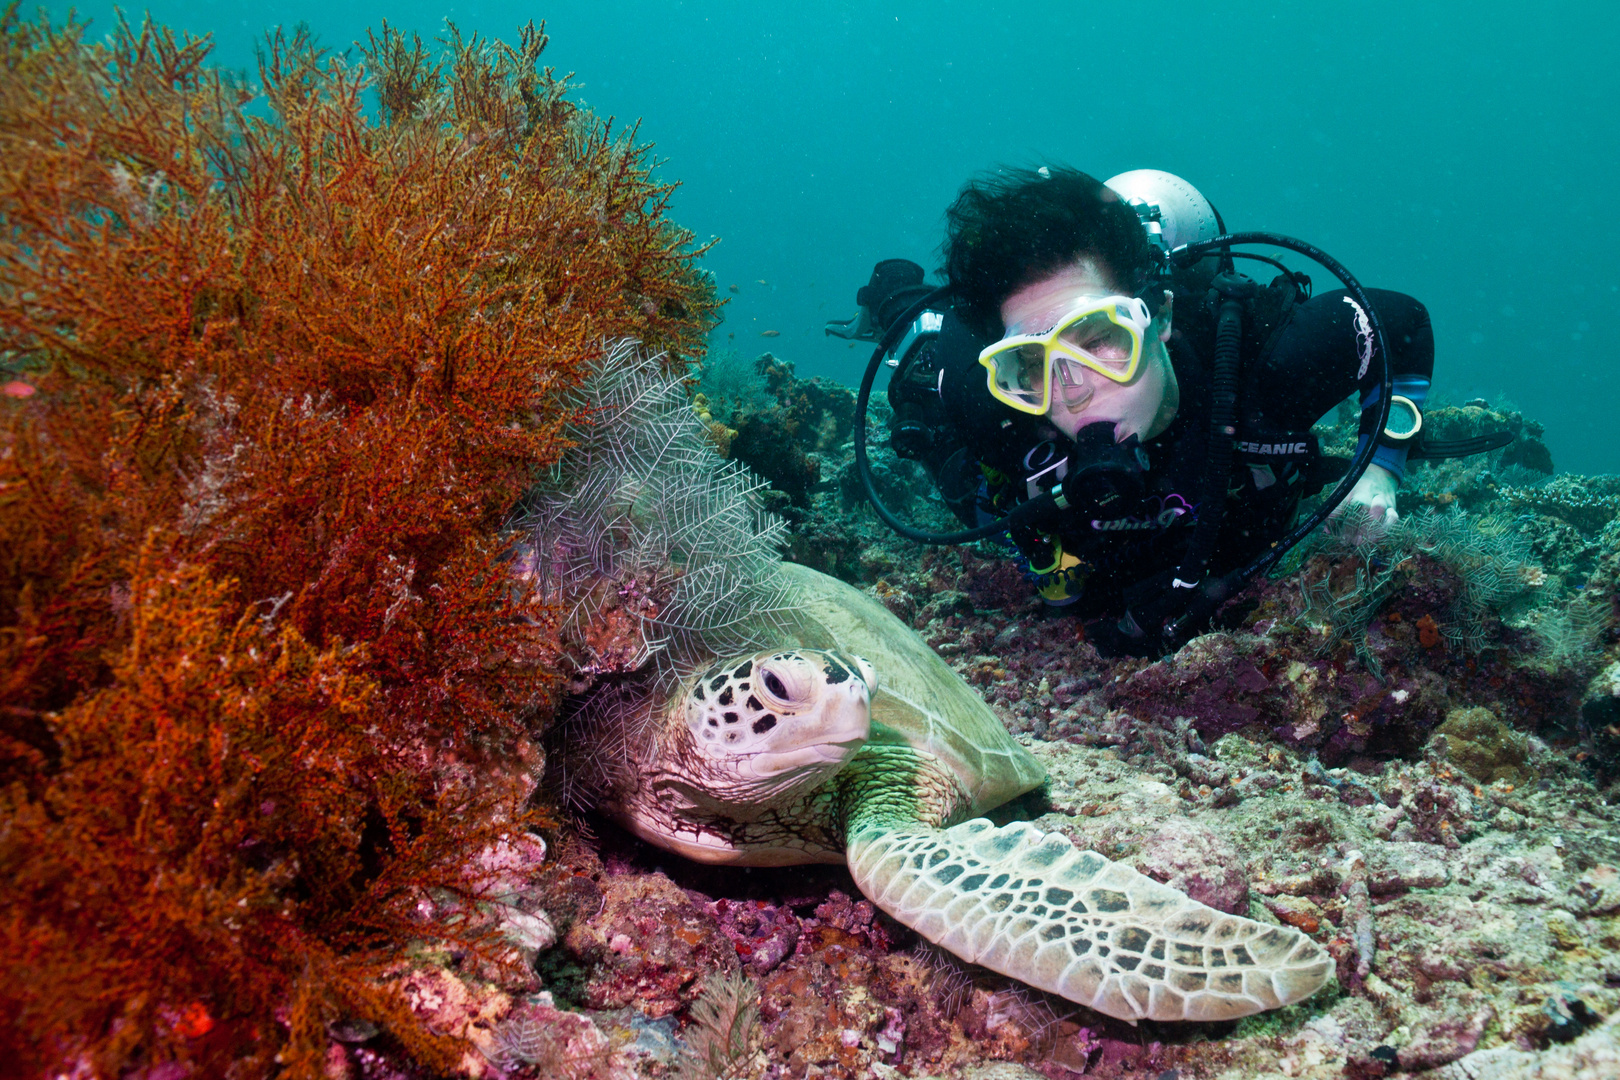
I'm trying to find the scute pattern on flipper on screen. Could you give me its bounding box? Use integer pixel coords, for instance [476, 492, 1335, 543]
[847, 819, 1334, 1024]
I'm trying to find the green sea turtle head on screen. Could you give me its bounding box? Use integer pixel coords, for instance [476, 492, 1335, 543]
[681, 648, 877, 805]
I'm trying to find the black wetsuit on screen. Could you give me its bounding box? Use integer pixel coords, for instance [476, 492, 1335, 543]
[919, 275, 1434, 642]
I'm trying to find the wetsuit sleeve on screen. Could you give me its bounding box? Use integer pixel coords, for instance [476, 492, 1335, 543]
[1248, 289, 1434, 479]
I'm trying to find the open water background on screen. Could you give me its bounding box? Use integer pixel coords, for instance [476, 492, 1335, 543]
[48, 1, 1620, 473]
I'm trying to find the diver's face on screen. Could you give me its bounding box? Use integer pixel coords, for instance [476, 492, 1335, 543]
[999, 256, 1177, 442]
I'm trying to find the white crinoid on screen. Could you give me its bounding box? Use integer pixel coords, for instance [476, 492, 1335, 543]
[520, 339, 796, 807]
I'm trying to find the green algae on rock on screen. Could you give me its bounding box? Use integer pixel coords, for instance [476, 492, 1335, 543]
[1432, 706, 1531, 784]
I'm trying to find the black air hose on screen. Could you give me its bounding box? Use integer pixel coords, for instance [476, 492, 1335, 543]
[1172, 276, 1253, 591]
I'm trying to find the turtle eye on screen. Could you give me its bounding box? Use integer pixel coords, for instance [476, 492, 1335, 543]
[756, 658, 813, 708]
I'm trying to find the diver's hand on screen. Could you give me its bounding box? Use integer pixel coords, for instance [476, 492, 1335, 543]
[1329, 463, 1399, 542]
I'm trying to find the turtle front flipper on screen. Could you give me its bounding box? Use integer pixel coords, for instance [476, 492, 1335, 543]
[846, 818, 1334, 1024]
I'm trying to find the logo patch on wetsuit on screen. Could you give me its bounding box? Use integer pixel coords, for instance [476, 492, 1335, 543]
[1089, 493, 1194, 532]
[1344, 296, 1374, 379]
[1237, 440, 1309, 456]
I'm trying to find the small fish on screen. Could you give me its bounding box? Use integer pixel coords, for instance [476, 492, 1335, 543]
[760, 330, 780, 338]
[756, 279, 769, 286]
[728, 284, 739, 293]
[2, 380, 36, 398]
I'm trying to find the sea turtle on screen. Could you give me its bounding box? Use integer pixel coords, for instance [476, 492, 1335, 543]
[605, 562, 1334, 1023]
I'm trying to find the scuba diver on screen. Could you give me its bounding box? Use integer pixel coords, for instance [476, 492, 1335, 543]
[827, 165, 1481, 657]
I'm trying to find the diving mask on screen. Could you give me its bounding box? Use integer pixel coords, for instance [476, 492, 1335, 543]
[978, 294, 1154, 415]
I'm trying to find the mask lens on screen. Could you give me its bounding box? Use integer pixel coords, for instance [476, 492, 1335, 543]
[985, 341, 1049, 408]
[1056, 307, 1141, 380]
[1052, 357, 1091, 403]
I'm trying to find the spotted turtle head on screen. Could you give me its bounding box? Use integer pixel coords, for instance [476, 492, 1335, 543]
[682, 648, 876, 799]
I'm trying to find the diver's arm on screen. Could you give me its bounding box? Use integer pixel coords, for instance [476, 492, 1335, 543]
[1347, 291, 1434, 485]
[1333, 290, 1431, 532]
[1251, 288, 1433, 537]
[1252, 290, 1434, 469]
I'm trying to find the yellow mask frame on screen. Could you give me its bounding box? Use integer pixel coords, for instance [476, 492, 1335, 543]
[978, 294, 1155, 415]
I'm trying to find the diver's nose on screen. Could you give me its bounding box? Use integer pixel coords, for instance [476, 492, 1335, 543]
[1054, 358, 1095, 409]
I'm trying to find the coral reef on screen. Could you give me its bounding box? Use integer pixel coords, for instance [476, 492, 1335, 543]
[694, 347, 774, 417]
[490, 354, 1620, 1080]
[692, 352, 854, 509]
[12, 10, 1620, 1072]
[724, 353, 855, 510]
[688, 352, 949, 583]
[1432, 706, 1530, 784]
[1314, 401, 1554, 517]
[1298, 506, 1540, 669]
[531, 833, 1072, 1078]
[0, 9, 714, 1076]
[1499, 475, 1620, 536]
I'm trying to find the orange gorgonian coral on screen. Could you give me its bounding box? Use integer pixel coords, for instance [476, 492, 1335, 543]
[0, 5, 717, 1075]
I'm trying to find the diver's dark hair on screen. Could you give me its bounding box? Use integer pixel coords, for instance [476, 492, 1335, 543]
[943, 165, 1153, 340]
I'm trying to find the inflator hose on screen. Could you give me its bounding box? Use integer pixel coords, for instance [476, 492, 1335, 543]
[1171, 286, 1248, 592]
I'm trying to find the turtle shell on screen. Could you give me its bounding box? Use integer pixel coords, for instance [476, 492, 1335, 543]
[767, 563, 1044, 815]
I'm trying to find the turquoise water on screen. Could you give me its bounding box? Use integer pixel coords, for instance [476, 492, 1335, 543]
[49, 1, 1620, 473]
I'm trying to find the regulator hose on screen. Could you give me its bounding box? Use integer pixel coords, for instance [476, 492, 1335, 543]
[1170, 276, 1253, 594]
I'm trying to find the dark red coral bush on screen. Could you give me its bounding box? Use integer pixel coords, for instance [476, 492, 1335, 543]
[0, 7, 716, 1075]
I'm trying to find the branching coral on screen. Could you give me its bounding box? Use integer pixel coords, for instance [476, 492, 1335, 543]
[1500, 477, 1620, 535]
[0, 7, 715, 1076]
